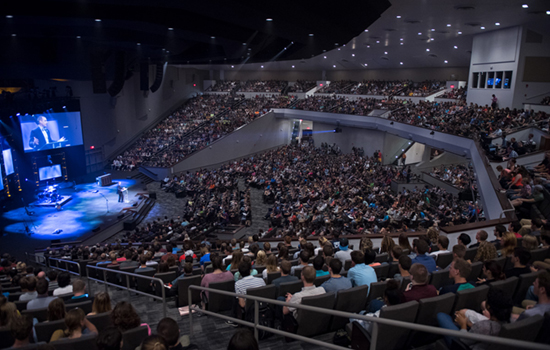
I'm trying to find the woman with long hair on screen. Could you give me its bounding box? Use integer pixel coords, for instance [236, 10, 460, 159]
[255, 250, 267, 266]
[88, 292, 112, 316]
[111, 301, 147, 333]
[277, 245, 289, 262]
[501, 232, 517, 257]
[0, 296, 18, 327]
[398, 233, 412, 252]
[226, 251, 243, 271]
[50, 308, 98, 342]
[47, 298, 66, 321]
[380, 235, 395, 254]
[263, 254, 279, 280]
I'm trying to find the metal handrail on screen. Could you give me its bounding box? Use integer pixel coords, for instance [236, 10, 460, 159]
[25, 253, 48, 268]
[188, 285, 550, 350]
[86, 265, 167, 318]
[48, 257, 82, 276]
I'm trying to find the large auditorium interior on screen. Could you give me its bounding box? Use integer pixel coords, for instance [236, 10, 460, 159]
[2, 1, 550, 349]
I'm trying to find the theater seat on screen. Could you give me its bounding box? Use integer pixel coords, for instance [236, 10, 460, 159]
[277, 280, 303, 298]
[244, 284, 276, 312]
[486, 314, 544, 350]
[266, 271, 281, 285]
[121, 325, 149, 350]
[35, 319, 66, 343]
[489, 277, 518, 298]
[21, 307, 48, 323]
[329, 285, 368, 331]
[373, 264, 390, 281]
[452, 285, 489, 314]
[296, 292, 335, 337]
[366, 281, 387, 304]
[410, 293, 456, 346]
[513, 271, 541, 306]
[467, 261, 483, 281]
[51, 333, 99, 350]
[87, 312, 113, 334]
[430, 269, 453, 290]
[176, 275, 201, 308]
[0, 326, 14, 349]
[65, 300, 93, 314]
[207, 279, 235, 313]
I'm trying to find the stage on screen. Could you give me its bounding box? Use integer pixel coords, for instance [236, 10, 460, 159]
[1, 177, 142, 242]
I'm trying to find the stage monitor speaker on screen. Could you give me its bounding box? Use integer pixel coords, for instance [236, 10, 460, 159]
[124, 220, 137, 231]
[149, 192, 157, 199]
[140, 62, 149, 91]
[92, 226, 101, 232]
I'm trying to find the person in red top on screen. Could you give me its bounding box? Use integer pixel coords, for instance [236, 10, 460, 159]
[509, 221, 523, 239]
[403, 263, 438, 302]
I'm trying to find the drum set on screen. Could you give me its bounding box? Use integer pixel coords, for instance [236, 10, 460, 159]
[38, 185, 61, 203]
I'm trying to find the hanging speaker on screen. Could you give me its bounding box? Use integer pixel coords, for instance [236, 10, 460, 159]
[90, 51, 107, 94]
[140, 62, 149, 91]
[150, 63, 164, 93]
[108, 51, 126, 97]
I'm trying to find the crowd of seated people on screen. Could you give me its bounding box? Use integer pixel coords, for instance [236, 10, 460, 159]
[235, 80, 287, 93]
[205, 80, 239, 92]
[429, 164, 475, 190]
[287, 80, 316, 93]
[398, 80, 445, 97]
[541, 96, 550, 106]
[351, 80, 412, 96]
[293, 95, 404, 115]
[439, 86, 467, 100]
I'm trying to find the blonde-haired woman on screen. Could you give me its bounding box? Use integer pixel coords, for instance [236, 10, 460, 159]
[262, 254, 279, 280]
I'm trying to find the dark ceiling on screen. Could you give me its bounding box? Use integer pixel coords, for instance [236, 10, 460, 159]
[0, 0, 391, 79]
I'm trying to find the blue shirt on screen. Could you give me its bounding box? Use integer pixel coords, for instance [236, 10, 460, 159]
[316, 270, 330, 277]
[348, 264, 377, 289]
[411, 253, 437, 273]
[321, 276, 352, 294]
[199, 253, 211, 266]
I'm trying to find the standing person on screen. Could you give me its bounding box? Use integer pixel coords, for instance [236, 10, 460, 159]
[29, 115, 66, 150]
[491, 94, 498, 109]
[117, 182, 124, 203]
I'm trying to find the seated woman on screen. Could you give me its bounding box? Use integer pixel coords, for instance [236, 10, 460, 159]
[88, 292, 112, 316]
[476, 260, 506, 285]
[47, 297, 66, 321]
[262, 254, 279, 280]
[50, 308, 98, 342]
[437, 288, 513, 348]
[111, 301, 150, 335]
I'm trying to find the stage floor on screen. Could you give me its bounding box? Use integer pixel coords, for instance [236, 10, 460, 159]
[1, 178, 140, 241]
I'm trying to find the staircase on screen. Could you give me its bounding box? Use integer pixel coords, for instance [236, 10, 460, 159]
[132, 172, 155, 187]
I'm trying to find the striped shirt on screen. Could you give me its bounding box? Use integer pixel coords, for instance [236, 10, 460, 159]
[235, 275, 265, 295]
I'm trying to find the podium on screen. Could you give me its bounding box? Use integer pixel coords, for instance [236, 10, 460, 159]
[96, 174, 113, 186]
[38, 140, 68, 150]
[122, 188, 129, 203]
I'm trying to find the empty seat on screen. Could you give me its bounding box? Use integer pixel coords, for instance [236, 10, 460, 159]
[467, 261, 483, 281]
[430, 269, 453, 290]
[410, 293, 456, 346]
[244, 284, 277, 312]
[373, 264, 390, 281]
[314, 274, 331, 287]
[207, 279, 235, 313]
[176, 275, 201, 308]
[366, 281, 387, 304]
[486, 314, 544, 350]
[513, 271, 541, 306]
[489, 277, 518, 297]
[51, 333, 99, 350]
[87, 312, 113, 334]
[266, 271, 281, 285]
[329, 285, 368, 331]
[121, 325, 149, 350]
[452, 284, 490, 314]
[65, 300, 93, 314]
[135, 269, 156, 294]
[296, 292, 336, 337]
[277, 280, 303, 298]
[35, 319, 66, 343]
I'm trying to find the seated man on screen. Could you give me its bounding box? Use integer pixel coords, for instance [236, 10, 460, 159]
[393, 255, 411, 282]
[169, 262, 194, 294]
[348, 250, 377, 288]
[283, 266, 326, 320]
[65, 279, 94, 304]
[313, 255, 329, 277]
[505, 247, 532, 278]
[429, 236, 450, 257]
[228, 260, 266, 327]
[517, 271, 550, 321]
[290, 250, 311, 276]
[457, 233, 471, 247]
[272, 260, 298, 290]
[411, 239, 437, 273]
[320, 258, 352, 294]
[18, 276, 38, 301]
[403, 263, 437, 302]
[440, 258, 474, 295]
[334, 238, 352, 273]
[27, 278, 56, 310]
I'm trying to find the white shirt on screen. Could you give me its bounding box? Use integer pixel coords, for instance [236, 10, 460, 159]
[41, 127, 50, 143]
[430, 249, 449, 257]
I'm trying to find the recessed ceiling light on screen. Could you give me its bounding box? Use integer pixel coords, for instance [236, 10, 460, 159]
[444, 60, 448, 63]
[447, 24, 451, 27]
[168, 27, 174, 30]
[454, 45, 458, 49]
[376, 40, 380, 43]
[366, 45, 370, 48]
[211, 36, 215, 39]
[480, 26, 485, 30]
[352, 54, 355, 57]
[522, 4, 528, 8]
[242, 43, 246, 45]
[338, 48, 341, 50]
[137, 43, 141, 45]
[400, 62, 403, 65]
[11, 34, 16, 37]
[426, 48, 430, 52]
[364, 63, 368, 66]
[266, 18, 273, 21]
[400, 42, 404, 45]
[333, 65, 336, 68]
[334, 43, 338, 46]
[292, 65, 295, 68]
[95, 19, 101, 22]
[430, 38, 435, 41]
[261, 65, 264, 68]
[547, 10, 550, 15]
[76, 36, 81, 39]
[418, 32, 422, 35]
[6, 15, 13, 19]
[400, 38, 403, 41]
[231, 65, 234, 68]
[458, 31, 462, 35]
[495, 23, 500, 26]
[324, 56, 327, 59]
[309, 33, 314, 37]
[364, 29, 368, 32]
[396, 15, 401, 18]
[431, 29, 435, 31]
[384, 51, 388, 55]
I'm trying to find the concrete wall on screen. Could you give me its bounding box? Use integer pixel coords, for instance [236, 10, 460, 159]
[170, 111, 292, 173]
[383, 133, 412, 164]
[311, 122, 386, 157]
[404, 142, 427, 164]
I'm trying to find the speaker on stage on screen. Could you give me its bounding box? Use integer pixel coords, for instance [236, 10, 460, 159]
[149, 192, 157, 199]
[175, 191, 186, 198]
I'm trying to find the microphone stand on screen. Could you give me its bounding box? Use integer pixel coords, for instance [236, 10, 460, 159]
[98, 192, 109, 213]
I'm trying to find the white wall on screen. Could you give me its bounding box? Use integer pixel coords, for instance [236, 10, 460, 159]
[404, 142, 426, 164]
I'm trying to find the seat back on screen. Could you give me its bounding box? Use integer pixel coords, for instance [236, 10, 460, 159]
[468, 261, 483, 281]
[373, 264, 390, 281]
[277, 280, 303, 298]
[65, 300, 93, 314]
[464, 248, 478, 262]
[329, 285, 368, 331]
[529, 248, 549, 264]
[400, 276, 412, 292]
[374, 253, 388, 263]
[15, 299, 29, 312]
[387, 262, 399, 279]
[51, 333, 99, 350]
[35, 319, 66, 343]
[344, 260, 352, 271]
[294, 268, 303, 281]
[176, 275, 202, 308]
[0, 326, 14, 349]
[155, 271, 176, 284]
[535, 311, 550, 344]
[106, 265, 120, 284]
[494, 256, 507, 270]
[135, 269, 156, 294]
[452, 285, 490, 313]
[207, 279, 235, 313]
[513, 271, 540, 305]
[375, 300, 419, 350]
[254, 265, 266, 275]
[21, 307, 48, 322]
[314, 274, 331, 287]
[489, 277, 518, 297]
[296, 292, 335, 337]
[366, 281, 387, 304]
[416, 293, 456, 326]
[486, 314, 544, 350]
[437, 253, 454, 269]
[430, 269, 453, 290]
[244, 284, 277, 312]
[266, 271, 281, 285]
[121, 325, 149, 350]
[87, 312, 113, 333]
[119, 267, 137, 288]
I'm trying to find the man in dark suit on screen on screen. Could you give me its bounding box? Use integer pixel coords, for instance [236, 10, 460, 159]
[29, 116, 66, 150]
